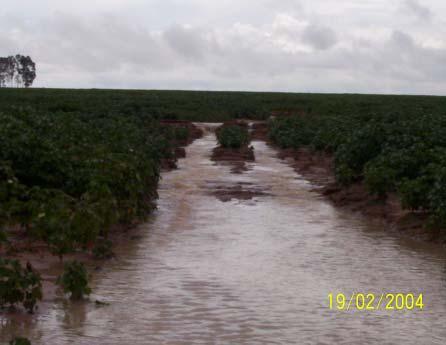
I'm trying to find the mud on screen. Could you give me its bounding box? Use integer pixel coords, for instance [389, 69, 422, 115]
[160, 121, 204, 170]
[207, 181, 271, 202]
[174, 147, 186, 159]
[250, 121, 269, 141]
[211, 121, 255, 174]
[211, 146, 254, 174]
[277, 147, 444, 244]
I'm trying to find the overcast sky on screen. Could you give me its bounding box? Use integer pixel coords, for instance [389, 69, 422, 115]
[2, 0, 446, 94]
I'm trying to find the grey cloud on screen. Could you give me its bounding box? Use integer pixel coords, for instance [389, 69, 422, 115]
[403, 0, 432, 21]
[302, 25, 337, 50]
[2, 1, 446, 95]
[32, 14, 174, 73]
[163, 25, 207, 61]
[390, 30, 415, 49]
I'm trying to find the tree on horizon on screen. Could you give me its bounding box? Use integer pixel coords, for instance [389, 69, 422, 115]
[0, 55, 36, 88]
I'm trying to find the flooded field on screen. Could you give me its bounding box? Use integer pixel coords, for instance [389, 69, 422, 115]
[2, 126, 446, 344]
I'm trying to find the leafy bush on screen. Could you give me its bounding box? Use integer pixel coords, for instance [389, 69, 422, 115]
[398, 176, 433, 211]
[174, 127, 189, 142]
[0, 229, 6, 243]
[0, 110, 166, 256]
[216, 125, 249, 148]
[268, 116, 315, 149]
[364, 162, 397, 197]
[364, 144, 435, 197]
[334, 122, 385, 183]
[0, 259, 42, 313]
[9, 337, 31, 345]
[268, 108, 446, 229]
[93, 238, 114, 260]
[424, 162, 446, 227]
[57, 261, 91, 300]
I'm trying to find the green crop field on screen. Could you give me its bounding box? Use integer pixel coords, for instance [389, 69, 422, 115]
[2, 88, 446, 122]
[269, 97, 446, 229]
[2, 87, 446, 255]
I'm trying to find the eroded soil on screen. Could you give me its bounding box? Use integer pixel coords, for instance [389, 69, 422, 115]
[276, 147, 444, 244]
[207, 181, 271, 202]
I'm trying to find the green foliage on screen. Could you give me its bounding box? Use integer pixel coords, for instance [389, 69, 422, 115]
[334, 121, 385, 183]
[9, 337, 31, 345]
[334, 164, 358, 186]
[268, 116, 315, 149]
[364, 144, 435, 197]
[364, 162, 397, 197]
[3, 89, 446, 123]
[57, 261, 91, 300]
[397, 176, 432, 211]
[269, 104, 446, 228]
[92, 238, 114, 259]
[0, 108, 166, 256]
[423, 160, 446, 227]
[0, 259, 42, 313]
[4, 88, 446, 232]
[174, 127, 189, 142]
[0, 229, 6, 243]
[216, 125, 249, 148]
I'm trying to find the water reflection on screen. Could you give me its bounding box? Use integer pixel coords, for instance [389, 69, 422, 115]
[61, 301, 87, 333]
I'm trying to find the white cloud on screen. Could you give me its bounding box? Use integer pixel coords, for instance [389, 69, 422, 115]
[302, 24, 337, 50]
[1, 1, 446, 94]
[402, 0, 433, 21]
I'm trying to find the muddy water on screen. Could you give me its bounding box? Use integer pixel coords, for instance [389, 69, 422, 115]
[2, 125, 446, 345]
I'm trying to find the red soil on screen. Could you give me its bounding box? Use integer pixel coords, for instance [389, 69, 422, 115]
[277, 147, 442, 244]
[160, 121, 204, 171]
[250, 122, 269, 141]
[211, 121, 255, 174]
[209, 182, 271, 202]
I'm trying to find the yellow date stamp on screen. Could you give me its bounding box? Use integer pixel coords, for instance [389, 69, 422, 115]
[328, 293, 424, 311]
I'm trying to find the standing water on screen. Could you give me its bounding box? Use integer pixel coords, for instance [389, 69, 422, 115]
[2, 125, 446, 344]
